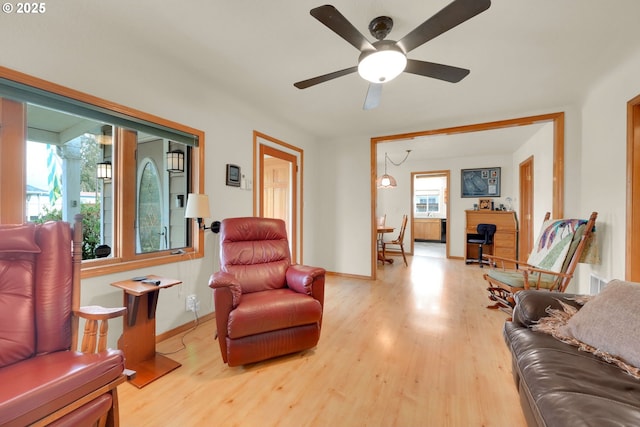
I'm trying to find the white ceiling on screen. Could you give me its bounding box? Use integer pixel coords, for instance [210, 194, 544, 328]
[7, 0, 640, 145]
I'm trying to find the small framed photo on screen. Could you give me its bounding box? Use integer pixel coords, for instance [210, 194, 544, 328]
[478, 198, 493, 210]
[226, 164, 241, 187]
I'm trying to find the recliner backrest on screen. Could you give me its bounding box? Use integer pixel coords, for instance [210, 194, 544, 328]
[219, 217, 291, 294]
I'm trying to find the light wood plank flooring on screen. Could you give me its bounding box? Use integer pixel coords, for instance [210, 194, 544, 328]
[118, 254, 526, 427]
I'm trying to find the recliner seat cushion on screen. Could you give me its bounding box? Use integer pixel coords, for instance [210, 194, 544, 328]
[0, 349, 124, 426]
[227, 289, 322, 339]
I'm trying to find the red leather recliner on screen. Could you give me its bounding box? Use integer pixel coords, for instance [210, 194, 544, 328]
[0, 216, 126, 427]
[209, 217, 325, 367]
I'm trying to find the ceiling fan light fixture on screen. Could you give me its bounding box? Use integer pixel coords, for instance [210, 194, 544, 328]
[358, 45, 407, 84]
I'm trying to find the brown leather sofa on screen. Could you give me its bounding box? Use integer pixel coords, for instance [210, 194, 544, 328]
[0, 217, 126, 427]
[209, 217, 325, 367]
[504, 290, 640, 427]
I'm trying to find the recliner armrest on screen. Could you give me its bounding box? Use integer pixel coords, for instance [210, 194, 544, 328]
[209, 271, 242, 308]
[286, 265, 325, 295]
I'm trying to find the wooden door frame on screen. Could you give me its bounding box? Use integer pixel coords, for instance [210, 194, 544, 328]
[519, 156, 534, 260]
[410, 170, 450, 258]
[253, 131, 302, 264]
[371, 112, 564, 279]
[626, 95, 640, 281]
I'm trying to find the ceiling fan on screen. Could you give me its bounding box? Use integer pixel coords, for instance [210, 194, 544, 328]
[294, 0, 491, 110]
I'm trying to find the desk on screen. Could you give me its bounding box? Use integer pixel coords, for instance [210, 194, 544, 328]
[377, 227, 394, 264]
[465, 210, 518, 267]
[111, 275, 182, 388]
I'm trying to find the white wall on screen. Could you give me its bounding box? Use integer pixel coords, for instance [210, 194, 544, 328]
[313, 135, 372, 276]
[576, 46, 640, 292]
[512, 122, 554, 238]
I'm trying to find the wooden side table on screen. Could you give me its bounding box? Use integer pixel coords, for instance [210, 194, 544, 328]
[111, 275, 182, 388]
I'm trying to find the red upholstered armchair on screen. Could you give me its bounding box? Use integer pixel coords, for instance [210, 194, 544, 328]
[0, 216, 126, 427]
[209, 217, 325, 367]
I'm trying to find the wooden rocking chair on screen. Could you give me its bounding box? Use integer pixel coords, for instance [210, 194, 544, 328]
[485, 211, 598, 314]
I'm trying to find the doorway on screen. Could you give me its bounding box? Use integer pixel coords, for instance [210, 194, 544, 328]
[411, 171, 450, 259]
[627, 94, 640, 281]
[370, 113, 565, 279]
[254, 131, 302, 263]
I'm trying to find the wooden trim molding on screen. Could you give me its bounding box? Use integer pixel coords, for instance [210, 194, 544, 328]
[626, 94, 640, 281]
[0, 98, 26, 223]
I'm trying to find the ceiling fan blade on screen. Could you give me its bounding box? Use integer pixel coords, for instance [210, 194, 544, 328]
[363, 83, 382, 110]
[404, 59, 470, 83]
[310, 5, 375, 52]
[294, 66, 358, 89]
[397, 0, 491, 54]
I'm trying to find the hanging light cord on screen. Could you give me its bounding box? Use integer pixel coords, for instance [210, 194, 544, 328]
[385, 150, 412, 167]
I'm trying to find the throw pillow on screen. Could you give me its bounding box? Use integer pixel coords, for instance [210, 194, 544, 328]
[532, 281, 640, 379]
[559, 280, 640, 369]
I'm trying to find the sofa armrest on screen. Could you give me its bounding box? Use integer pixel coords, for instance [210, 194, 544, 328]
[286, 264, 326, 305]
[512, 290, 583, 328]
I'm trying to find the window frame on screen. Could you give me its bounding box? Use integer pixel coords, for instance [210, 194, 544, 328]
[0, 66, 206, 278]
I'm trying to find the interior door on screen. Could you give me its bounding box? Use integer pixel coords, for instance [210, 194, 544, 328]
[260, 144, 297, 262]
[519, 156, 534, 260]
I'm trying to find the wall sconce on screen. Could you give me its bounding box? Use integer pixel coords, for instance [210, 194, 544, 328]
[167, 150, 185, 173]
[184, 193, 220, 233]
[96, 161, 112, 180]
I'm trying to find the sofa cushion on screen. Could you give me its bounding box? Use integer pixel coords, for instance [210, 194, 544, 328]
[227, 288, 322, 339]
[0, 253, 36, 368]
[506, 324, 640, 427]
[0, 224, 40, 253]
[35, 221, 73, 354]
[559, 280, 640, 370]
[0, 349, 124, 426]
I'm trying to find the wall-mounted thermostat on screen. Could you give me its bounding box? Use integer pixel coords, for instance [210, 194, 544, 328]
[226, 164, 241, 187]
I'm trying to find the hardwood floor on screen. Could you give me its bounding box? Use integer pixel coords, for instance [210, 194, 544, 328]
[118, 254, 526, 427]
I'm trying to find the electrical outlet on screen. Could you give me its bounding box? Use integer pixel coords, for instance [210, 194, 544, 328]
[186, 294, 199, 312]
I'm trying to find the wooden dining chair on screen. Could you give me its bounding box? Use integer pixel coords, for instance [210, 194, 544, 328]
[382, 214, 409, 266]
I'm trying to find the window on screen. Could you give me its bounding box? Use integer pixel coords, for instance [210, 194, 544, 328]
[414, 175, 446, 216]
[0, 67, 205, 277]
[414, 193, 440, 213]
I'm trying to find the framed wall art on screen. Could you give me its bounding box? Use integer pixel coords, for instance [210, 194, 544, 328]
[461, 167, 501, 198]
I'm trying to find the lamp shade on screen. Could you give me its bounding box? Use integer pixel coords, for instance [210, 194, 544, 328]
[185, 193, 211, 219]
[377, 174, 397, 189]
[167, 150, 185, 172]
[96, 161, 112, 180]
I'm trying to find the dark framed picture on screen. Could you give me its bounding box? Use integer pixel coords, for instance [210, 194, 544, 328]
[461, 167, 501, 198]
[226, 164, 241, 187]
